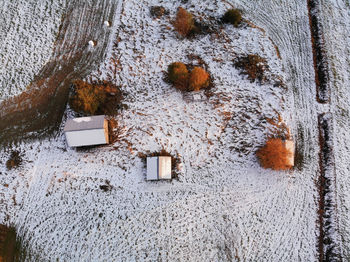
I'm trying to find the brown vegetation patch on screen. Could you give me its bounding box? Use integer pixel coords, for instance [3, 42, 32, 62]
[150, 6, 169, 19]
[0, 225, 21, 262]
[222, 8, 243, 27]
[256, 138, 293, 170]
[173, 7, 195, 37]
[188, 67, 210, 91]
[234, 54, 269, 83]
[166, 58, 213, 94]
[69, 80, 123, 116]
[167, 62, 189, 90]
[6, 151, 23, 171]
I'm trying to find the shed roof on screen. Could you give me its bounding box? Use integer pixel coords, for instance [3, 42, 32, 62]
[64, 115, 106, 132]
[146, 156, 172, 180]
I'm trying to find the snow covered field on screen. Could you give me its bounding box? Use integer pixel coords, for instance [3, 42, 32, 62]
[0, 0, 66, 103]
[1, 0, 349, 261]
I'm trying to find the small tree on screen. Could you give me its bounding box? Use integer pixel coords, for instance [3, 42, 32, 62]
[168, 62, 189, 90]
[174, 7, 195, 37]
[188, 67, 209, 91]
[222, 8, 242, 27]
[69, 80, 106, 115]
[69, 80, 122, 115]
[256, 138, 292, 170]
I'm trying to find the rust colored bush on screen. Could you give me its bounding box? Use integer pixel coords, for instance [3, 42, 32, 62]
[188, 67, 209, 91]
[168, 62, 189, 90]
[222, 8, 242, 27]
[69, 80, 122, 115]
[173, 7, 194, 37]
[256, 138, 292, 170]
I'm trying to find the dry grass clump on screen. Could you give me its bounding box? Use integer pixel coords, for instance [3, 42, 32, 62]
[256, 138, 292, 170]
[69, 80, 122, 115]
[6, 151, 22, 170]
[150, 6, 169, 19]
[167, 62, 210, 92]
[173, 7, 195, 37]
[234, 54, 269, 83]
[222, 8, 242, 27]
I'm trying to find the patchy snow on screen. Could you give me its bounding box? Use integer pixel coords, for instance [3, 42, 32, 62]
[0, 0, 330, 261]
[0, 0, 66, 103]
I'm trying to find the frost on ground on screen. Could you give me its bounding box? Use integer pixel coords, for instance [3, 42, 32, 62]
[0, 0, 66, 102]
[317, 0, 350, 259]
[0, 0, 321, 261]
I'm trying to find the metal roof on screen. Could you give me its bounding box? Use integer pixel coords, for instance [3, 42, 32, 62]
[146, 156, 172, 180]
[64, 115, 106, 132]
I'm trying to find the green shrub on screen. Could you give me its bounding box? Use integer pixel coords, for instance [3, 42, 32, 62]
[222, 8, 242, 27]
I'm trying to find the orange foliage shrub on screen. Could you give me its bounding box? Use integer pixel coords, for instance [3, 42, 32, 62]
[168, 62, 189, 90]
[173, 7, 194, 37]
[188, 67, 209, 91]
[256, 138, 292, 170]
[70, 80, 122, 115]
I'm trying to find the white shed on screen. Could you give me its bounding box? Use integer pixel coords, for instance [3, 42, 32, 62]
[64, 115, 109, 147]
[284, 140, 295, 167]
[147, 156, 172, 180]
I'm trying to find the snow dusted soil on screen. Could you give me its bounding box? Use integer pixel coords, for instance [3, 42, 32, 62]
[0, 0, 66, 103]
[317, 0, 350, 259]
[0, 0, 332, 261]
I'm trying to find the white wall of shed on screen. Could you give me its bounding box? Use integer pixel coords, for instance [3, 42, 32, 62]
[159, 157, 172, 179]
[103, 119, 109, 144]
[65, 129, 108, 147]
[285, 140, 295, 167]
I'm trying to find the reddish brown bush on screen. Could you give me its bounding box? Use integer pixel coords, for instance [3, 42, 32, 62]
[173, 7, 195, 37]
[69, 80, 122, 115]
[168, 62, 189, 90]
[256, 138, 292, 170]
[188, 67, 209, 91]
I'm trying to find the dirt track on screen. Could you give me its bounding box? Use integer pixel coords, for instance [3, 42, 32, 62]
[0, 0, 118, 146]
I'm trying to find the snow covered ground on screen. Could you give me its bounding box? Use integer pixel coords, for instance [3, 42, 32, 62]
[1, 0, 343, 261]
[317, 0, 350, 259]
[0, 0, 66, 103]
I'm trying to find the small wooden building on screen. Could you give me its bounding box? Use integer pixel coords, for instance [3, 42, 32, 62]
[147, 156, 172, 180]
[64, 115, 109, 147]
